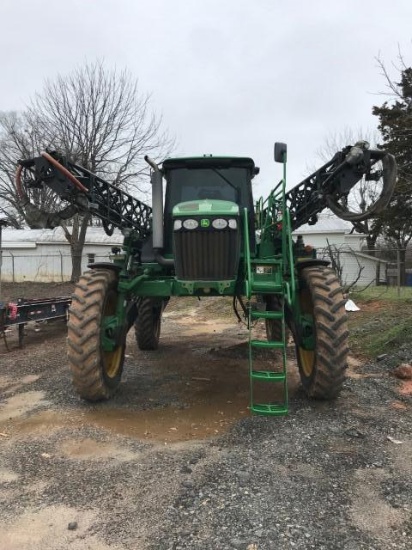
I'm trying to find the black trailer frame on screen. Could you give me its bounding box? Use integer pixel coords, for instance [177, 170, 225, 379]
[0, 296, 71, 348]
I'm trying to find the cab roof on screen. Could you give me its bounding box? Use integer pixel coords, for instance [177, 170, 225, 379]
[162, 156, 257, 172]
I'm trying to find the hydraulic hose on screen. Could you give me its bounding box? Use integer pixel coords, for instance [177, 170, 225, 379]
[16, 152, 88, 197]
[15, 152, 88, 228]
[40, 152, 88, 193]
[325, 151, 397, 222]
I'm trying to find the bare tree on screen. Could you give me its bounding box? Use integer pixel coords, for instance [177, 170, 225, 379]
[0, 60, 174, 281]
[316, 126, 381, 162]
[375, 47, 412, 104]
[322, 241, 365, 293]
[0, 111, 49, 227]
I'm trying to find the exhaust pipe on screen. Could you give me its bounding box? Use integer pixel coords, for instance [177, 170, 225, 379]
[144, 156, 174, 267]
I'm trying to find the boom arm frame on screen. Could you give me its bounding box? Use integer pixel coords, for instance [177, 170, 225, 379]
[16, 143, 396, 243]
[17, 152, 152, 238]
[284, 143, 396, 231]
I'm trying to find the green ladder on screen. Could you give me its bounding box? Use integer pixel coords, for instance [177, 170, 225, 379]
[249, 260, 288, 416]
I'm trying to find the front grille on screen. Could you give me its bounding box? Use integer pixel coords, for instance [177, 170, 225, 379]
[174, 228, 240, 280]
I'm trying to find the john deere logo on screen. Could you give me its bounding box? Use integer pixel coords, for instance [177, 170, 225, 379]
[201, 219, 210, 228]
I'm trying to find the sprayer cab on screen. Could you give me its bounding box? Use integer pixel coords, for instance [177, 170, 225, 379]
[137, 156, 259, 284]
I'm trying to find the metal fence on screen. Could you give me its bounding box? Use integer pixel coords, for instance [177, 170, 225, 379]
[316, 245, 412, 293]
[0, 251, 113, 283]
[0, 247, 411, 289]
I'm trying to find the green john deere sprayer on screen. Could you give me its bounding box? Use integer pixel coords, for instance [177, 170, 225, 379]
[16, 142, 396, 415]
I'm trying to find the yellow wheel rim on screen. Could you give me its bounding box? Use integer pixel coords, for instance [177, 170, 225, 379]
[299, 347, 315, 377]
[103, 345, 123, 378]
[298, 285, 315, 378]
[101, 288, 123, 379]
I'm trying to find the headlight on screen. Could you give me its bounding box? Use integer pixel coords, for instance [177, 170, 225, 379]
[212, 218, 228, 229]
[228, 219, 237, 229]
[183, 218, 198, 230]
[173, 220, 182, 230]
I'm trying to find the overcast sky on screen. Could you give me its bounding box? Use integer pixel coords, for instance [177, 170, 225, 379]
[1, 0, 411, 198]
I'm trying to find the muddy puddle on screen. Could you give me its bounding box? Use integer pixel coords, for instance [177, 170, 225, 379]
[1, 308, 390, 446]
[0, 312, 305, 443]
[4, 402, 250, 444]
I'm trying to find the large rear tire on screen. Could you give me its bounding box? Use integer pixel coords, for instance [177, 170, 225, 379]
[264, 294, 289, 343]
[134, 298, 163, 350]
[296, 266, 349, 399]
[67, 269, 125, 401]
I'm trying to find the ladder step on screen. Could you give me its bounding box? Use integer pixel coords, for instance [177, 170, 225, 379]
[251, 403, 288, 416]
[251, 370, 286, 381]
[250, 339, 284, 349]
[248, 286, 288, 415]
[251, 258, 282, 265]
[251, 310, 284, 320]
[251, 283, 283, 294]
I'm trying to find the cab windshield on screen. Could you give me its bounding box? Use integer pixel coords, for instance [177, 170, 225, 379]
[162, 164, 256, 253]
[165, 167, 247, 207]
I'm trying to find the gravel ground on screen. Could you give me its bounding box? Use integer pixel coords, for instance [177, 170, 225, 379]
[0, 284, 411, 550]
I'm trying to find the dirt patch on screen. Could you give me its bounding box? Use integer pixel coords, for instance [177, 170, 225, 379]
[1, 282, 74, 303]
[351, 299, 385, 313]
[0, 390, 49, 422]
[0, 468, 19, 483]
[58, 438, 138, 461]
[399, 380, 412, 396]
[349, 468, 409, 539]
[0, 505, 126, 550]
[390, 400, 410, 411]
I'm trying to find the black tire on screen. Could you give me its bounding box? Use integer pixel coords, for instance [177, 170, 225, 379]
[264, 294, 289, 343]
[296, 266, 349, 399]
[67, 269, 125, 401]
[134, 298, 163, 350]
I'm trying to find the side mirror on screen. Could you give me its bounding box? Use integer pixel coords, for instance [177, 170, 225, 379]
[274, 142, 287, 163]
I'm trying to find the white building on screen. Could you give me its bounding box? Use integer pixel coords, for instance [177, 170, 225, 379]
[0, 227, 123, 282]
[293, 215, 387, 287]
[1, 216, 386, 286]
[292, 216, 364, 250]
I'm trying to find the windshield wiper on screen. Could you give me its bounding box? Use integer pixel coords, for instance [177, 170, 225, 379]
[212, 169, 239, 201]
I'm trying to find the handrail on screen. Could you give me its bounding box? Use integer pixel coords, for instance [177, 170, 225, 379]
[243, 208, 252, 299]
[279, 161, 295, 306]
[285, 209, 296, 305]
